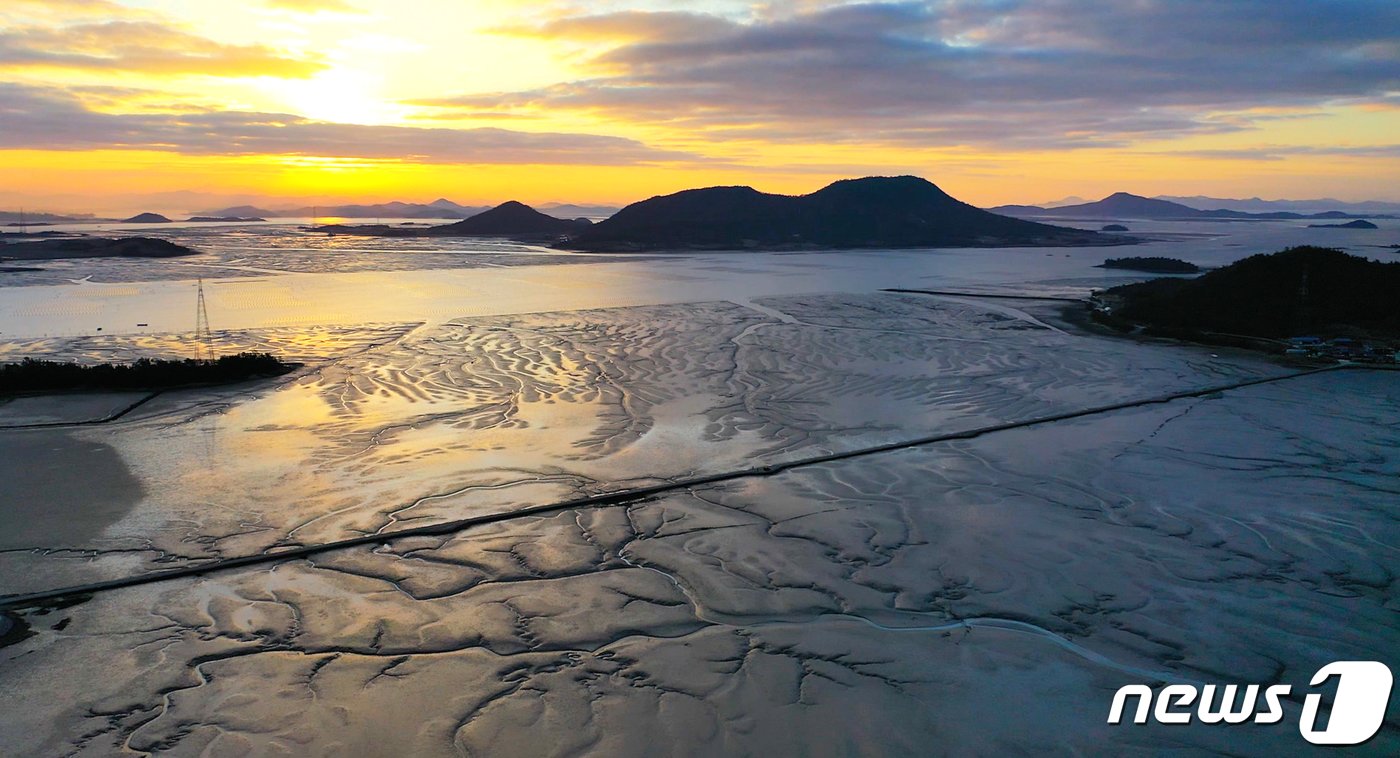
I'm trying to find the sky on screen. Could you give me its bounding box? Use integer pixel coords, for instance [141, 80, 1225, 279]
[1, 0, 1398, 214]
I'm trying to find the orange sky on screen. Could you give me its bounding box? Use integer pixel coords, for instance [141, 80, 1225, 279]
[2, 0, 1398, 214]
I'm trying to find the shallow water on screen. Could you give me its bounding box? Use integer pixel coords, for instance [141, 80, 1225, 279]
[2, 216, 1397, 338]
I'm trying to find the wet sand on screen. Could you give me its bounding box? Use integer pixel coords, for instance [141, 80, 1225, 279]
[0, 431, 142, 548]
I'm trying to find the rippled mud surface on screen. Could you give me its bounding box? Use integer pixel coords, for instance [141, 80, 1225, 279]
[0, 294, 1279, 592]
[1, 293, 1396, 756]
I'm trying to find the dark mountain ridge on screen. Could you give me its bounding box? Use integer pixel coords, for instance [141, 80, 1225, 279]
[202, 200, 489, 219]
[564, 176, 1120, 251]
[992, 192, 1392, 221]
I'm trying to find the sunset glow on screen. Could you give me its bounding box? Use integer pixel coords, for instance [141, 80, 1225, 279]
[3, 0, 1398, 213]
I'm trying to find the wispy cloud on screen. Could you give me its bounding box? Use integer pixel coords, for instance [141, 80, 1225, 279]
[0, 84, 696, 165]
[1159, 144, 1400, 161]
[0, 20, 325, 77]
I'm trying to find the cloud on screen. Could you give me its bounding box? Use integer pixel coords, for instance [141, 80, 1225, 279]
[0, 0, 132, 17]
[0, 20, 324, 77]
[493, 11, 734, 43]
[1161, 144, 1400, 161]
[0, 84, 696, 165]
[421, 1, 1400, 151]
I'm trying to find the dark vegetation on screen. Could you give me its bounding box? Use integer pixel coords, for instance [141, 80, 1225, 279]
[564, 176, 1124, 251]
[1100, 247, 1400, 340]
[1098, 256, 1199, 273]
[0, 352, 295, 394]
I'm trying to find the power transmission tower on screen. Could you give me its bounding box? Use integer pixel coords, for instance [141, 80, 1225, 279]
[194, 278, 214, 360]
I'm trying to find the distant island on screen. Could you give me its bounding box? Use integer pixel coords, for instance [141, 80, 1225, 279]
[1097, 257, 1199, 273]
[0, 236, 196, 260]
[0, 230, 76, 239]
[0, 210, 92, 224]
[203, 199, 489, 220]
[1102, 224, 1130, 232]
[562, 176, 1126, 252]
[319, 201, 590, 239]
[198, 199, 619, 220]
[186, 216, 265, 223]
[1157, 195, 1400, 216]
[1, 353, 295, 394]
[1307, 219, 1377, 229]
[121, 212, 172, 224]
[992, 192, 1396, 221]
[1097, 246, 1400, 340]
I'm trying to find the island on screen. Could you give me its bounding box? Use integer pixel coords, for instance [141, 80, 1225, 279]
[0, 230, 76, 239]
[1, 353, 296, 394]
[0, 210, 88, 224]
[121, 212, 172, 224]
[1307, 219, 1378, 229]
[1094, 247, 1400, 345]
[992, 192, 1396, 221]
[0, 236, 196, 260]
[562, 176, 1126, 252]
[1097, 256, 1199, 273]
[1101, 224, 1130, 232]
[186, 216, 266, 223]
[319, 201, 590, 239]
[427, 201, 589, 236]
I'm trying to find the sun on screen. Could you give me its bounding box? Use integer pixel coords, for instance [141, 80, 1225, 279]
[269, 66, 402, 125]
